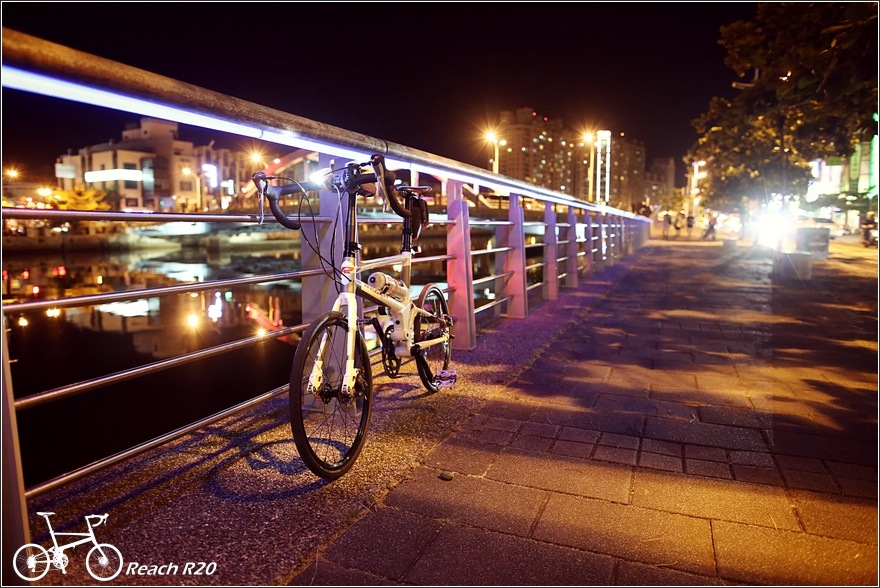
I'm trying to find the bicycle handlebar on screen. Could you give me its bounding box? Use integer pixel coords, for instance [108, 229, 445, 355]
[370, 154, 410, 219]
[252, 153, 410, 231]
[86, 514, 109, 527]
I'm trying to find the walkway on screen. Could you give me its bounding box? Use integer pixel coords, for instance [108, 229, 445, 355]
[19, 237, 878, 586]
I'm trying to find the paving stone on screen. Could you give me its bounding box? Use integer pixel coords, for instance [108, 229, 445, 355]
[713, 520, 878, 585]
[533, 493, 716, 577]
[632, 469, 800, 530]
[638, 452, 684, 473]
[384, 466, 546, 535]
[407, 522, 616, 586]
[789, 489, 878, 544]
[319, 508, 440, 581]
[487, 447, 633, 503]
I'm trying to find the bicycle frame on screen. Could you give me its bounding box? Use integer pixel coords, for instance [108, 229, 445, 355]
[38, 512, 103, 568]
[308, 161, 448, 396]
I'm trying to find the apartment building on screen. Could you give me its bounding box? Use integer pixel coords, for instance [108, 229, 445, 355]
[54, 118, 292, 212]
[494, 108, 654, 212]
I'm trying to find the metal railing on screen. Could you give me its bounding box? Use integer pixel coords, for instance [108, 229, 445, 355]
[1, 26, 651, 564]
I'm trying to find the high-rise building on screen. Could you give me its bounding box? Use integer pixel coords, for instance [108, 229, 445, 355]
[493, 108, 648, 211]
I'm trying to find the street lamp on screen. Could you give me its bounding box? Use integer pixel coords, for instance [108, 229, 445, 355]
[182, 166, 203, 212]
[583, 132, 596, 202]
[689, 160, 707, 217]
[485, 132, 507, 174]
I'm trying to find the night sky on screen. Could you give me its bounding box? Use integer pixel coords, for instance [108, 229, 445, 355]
[1, 2, 759, 185]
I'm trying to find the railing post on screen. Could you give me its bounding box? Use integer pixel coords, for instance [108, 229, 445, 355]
[584, 210, 596, 275]
[565, 206, 578, 288]
[3, 322, 30, 586]
[595, 212, 607, 271]
[301, 152, 347, 325]
[498, 193, 528, 319]
[606, 213, 617, 267]
[445, 181, 476, 351]
[543, 203, 558, 300]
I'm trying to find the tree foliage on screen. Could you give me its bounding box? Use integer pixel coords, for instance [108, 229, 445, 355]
[689, 2, 878, 212]
[53, 184, 111, 211]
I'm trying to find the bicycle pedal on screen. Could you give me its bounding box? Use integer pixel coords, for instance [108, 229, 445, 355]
[435, 369, 457, 389]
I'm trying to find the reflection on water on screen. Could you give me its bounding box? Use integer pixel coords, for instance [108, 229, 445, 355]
[1, 233, 466, 488]
[3, 247, 306, 362]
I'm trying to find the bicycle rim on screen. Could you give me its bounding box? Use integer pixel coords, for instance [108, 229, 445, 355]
[86, 544, 123, 581]
[415, 285, 451, 393]
[290, 312, 372, 479]
[14, 544, 50, 581]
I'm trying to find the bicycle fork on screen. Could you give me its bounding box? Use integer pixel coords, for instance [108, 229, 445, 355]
[308, 289, 359, 397]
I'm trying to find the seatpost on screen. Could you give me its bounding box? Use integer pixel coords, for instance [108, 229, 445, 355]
[400, 192, 413, 254]
[342, 162, 361, 259]
[400, 192, 414, 286]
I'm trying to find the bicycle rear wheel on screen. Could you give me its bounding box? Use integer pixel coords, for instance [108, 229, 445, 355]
[414, 284, 452, 393]
[13, 543, 50, 581]
[290, 311, 373, 479]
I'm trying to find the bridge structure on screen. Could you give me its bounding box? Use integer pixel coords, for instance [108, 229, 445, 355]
[2, 27, 651, 581]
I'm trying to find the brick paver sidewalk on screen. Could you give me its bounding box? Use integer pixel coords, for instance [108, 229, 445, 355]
[292, 239, 878, 586]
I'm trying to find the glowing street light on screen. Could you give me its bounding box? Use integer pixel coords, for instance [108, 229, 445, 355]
[182, 166, 204, 211]
[583, 132, 596, 202]
[485, 131, 507, 174]
[595, 130, 612, 204]
[689, 160, 707, 216]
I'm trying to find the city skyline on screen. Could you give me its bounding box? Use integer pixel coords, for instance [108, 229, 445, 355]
[1, 2, 759, 185]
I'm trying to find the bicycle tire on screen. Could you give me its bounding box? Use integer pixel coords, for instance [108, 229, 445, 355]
[13, 543, 50, 581]
[290, 311, 373, 480]
[86, 543, 123, 581]
[414, 284, 452, 393]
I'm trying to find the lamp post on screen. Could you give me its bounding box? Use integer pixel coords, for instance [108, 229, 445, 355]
[182, 166, 203, 212]
[583, 133, 596, 202]
[689, 160, 706, 217]
[485, 132, 507, 174]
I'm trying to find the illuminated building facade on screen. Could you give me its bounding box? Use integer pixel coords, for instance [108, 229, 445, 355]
[53, 118, 297, 212]
[494, 108, 648, 212]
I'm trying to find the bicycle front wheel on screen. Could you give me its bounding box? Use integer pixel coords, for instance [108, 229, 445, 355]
[14, 543, 50, 581]
[86, 543, 123, 581]
[414, 284, 452, 393]
[290, 311, 373, 480]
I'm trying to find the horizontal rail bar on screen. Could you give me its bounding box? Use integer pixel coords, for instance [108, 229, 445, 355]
[1, 268, 327, 314]
[473, 271, 514, 287]
[470, 246, 514, 257]
[15, 325, 306, 410]
[25, 384, 289, 498]
[473, 295, 513, 316]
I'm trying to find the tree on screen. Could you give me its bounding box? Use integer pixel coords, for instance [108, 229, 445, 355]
[689, 3, 878, 211]
[53, 184, 111, 211]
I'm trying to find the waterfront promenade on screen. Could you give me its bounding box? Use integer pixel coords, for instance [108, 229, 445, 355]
[16, 235, 878, 586]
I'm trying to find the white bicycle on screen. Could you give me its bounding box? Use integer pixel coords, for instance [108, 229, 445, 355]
[13, 512, 123, 582]
[254, 153, 456, 480]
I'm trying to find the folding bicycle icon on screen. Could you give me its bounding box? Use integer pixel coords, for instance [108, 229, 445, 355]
[13, 512, 123, 582]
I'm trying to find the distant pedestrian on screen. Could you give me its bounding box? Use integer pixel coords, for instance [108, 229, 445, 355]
[662, 213, 672, 239]
[673, 213, 684, 239]
[686, 214, 695, 239]
[702, 214, 718, 241]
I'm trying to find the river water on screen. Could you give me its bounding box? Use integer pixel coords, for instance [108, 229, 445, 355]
[2, 231, 474, 489]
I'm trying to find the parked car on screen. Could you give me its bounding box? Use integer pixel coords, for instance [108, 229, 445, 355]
[796, 216, 845, 239]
